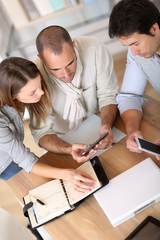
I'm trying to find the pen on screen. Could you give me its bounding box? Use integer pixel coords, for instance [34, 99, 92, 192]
[29, 194, 46, 206]
[36, 198, 46, 206]
[29, 195, 38, 224]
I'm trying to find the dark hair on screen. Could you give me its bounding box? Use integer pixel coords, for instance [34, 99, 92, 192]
[0, 57, 51, 127]
[36, 25, 73, 59]
[109, 0, 160, 38]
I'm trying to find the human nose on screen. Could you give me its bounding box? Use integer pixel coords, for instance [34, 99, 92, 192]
[62, 68, 70, 78]
[130, 46, 139, 56]
[37, 88, 44, 96]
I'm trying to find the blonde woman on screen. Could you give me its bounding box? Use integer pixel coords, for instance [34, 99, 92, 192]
[0, 57, 95, 192]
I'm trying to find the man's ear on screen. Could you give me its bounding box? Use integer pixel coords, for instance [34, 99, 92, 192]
[150, 22, 159, 35]
[37, 54, 43, 62]
[72, 40, 75, 50]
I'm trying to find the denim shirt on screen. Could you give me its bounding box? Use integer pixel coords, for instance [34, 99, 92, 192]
[0, 106, 39, 174]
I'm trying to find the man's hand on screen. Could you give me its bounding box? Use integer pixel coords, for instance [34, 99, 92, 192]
[71, 143, 97, 163]
[99, 104, 117, 149]
[96, 125, 113, 149]
[126, 130, 144, 152]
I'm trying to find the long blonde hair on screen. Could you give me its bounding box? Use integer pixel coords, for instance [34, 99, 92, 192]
[0, 57, 51, 127]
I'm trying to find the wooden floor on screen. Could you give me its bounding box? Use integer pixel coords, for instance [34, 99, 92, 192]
[0, 51, 160, 231]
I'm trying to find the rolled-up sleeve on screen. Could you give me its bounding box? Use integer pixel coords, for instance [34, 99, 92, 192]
[96, 43, 118, 109]
[117, 48, 148, 115]
[117, 93, 147, 115]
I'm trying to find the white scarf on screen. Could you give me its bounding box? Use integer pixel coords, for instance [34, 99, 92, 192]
[45, 48, 86, 130]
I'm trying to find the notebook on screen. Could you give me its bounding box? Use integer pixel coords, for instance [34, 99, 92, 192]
[94, 158, 160, 227]
[23, 156, 109, 228]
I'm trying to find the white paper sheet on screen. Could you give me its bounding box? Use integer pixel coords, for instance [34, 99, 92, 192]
[58, 114, 126, 156]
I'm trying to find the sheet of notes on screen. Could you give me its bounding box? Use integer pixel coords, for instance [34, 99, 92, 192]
[24, 180, 70, 225]
[58, 114, 126, 157]
[63, 161, 101, 205]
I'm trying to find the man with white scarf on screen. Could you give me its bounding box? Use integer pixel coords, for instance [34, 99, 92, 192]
[30, 25, 118, 162]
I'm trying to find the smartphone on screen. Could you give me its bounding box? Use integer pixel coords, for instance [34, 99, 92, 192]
[82, 132, 108, 156]
[135, 137, 160, 156]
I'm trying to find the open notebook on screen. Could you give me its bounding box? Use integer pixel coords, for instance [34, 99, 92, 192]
[23, 156, 109, 228]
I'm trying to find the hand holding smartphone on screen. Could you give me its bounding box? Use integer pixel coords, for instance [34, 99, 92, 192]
[82, 132, 108, 156]
[135, 137, 160, 156]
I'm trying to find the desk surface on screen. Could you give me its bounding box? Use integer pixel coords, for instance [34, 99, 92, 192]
[8, 96, 160, 240]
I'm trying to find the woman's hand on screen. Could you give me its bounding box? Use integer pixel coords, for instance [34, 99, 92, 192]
[65, 169, 95, 193]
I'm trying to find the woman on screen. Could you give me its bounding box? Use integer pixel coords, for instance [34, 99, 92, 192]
[0, 57, 95, 192]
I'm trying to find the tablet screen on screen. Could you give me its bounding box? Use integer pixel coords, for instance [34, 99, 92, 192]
[125, 216, 160, 240]
[131, 222, 160, 240]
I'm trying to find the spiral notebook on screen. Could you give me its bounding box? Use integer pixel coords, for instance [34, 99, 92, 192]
[23, 156, 109, 228]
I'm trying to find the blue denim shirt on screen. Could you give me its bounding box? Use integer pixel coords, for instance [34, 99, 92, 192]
[0, 106, 39, 174]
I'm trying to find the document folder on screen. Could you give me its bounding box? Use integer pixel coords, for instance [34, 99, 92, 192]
[94, 158, 160, 227]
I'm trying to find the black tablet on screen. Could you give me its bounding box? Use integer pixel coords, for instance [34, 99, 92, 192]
[125, 216, 160, 240]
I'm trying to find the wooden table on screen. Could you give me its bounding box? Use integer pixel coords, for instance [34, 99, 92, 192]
[8, 96, 160, 240]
